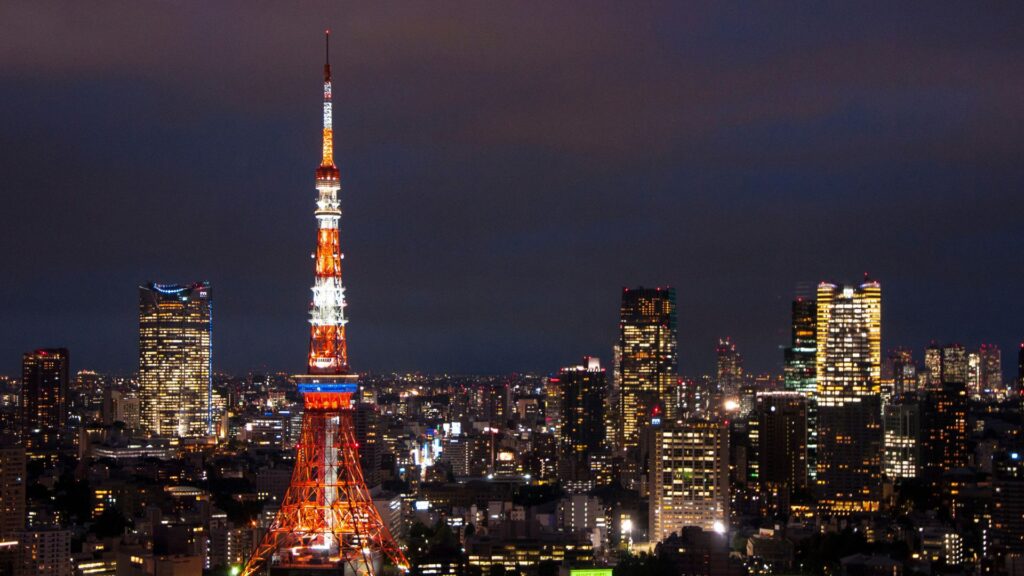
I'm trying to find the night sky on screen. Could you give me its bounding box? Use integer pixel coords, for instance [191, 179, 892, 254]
[1, 2, 1022, 377]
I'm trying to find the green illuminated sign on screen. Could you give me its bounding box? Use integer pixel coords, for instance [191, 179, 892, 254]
[570, 570, 613, 576]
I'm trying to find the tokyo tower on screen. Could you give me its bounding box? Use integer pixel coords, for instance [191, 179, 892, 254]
[242, 32, 409, 576]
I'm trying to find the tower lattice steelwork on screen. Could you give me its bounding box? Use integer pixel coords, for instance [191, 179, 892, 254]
[242, 32, 408, 576]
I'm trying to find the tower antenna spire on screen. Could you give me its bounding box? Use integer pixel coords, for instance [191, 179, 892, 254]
[324, 29, 331, 82]
[240, 33, 409, 576]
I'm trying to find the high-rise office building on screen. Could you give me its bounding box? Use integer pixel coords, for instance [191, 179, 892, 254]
[139, 282, 212, 438]
[815, 279, 883, 514]
[716, 338, 743, 395]
[941, 344, 967, 385]
[552, 357, 606, 457]
[921, 382, 968, 478]
[474, 384, 508, 425]
[882, 400, 919, 479]
[979, 344, 1003, 399]
[924, 343, 942, 391]
[0, 446, 26, 535]
[784, 296, 817, 480]
[754, 392, 808, 512]
[967, 352, 981, 399]
[888, 348, 917, 397]
[784, 298, 817, 396]
[21, 349, 69, 455]
[649, 419, 729, 542]
[915, 343, 969, 478]
[617, 287, 677, 453]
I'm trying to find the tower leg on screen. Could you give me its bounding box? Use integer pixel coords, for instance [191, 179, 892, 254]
[241, 405, 407, 576]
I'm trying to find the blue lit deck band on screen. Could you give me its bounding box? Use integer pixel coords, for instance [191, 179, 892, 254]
[297, 382, 358, 395]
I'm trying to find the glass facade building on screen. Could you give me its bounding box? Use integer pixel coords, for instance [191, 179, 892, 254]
[139, 282, 212, 438]
[784, 297, 817, 480]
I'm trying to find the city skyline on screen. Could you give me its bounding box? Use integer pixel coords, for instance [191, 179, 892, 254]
[2, 8, 1024, 574]
[2, 3, 1022, 377]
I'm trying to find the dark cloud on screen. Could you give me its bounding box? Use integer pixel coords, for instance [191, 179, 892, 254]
[1, 1, 1022, 376]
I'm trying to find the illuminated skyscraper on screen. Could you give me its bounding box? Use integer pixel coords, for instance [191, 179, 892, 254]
[888, 347, 916, 396]
[815, 279, 883, 514]
[784, 298, 817, 396]
[979, 344, 1003, 399]
[20, 349, 69, 455]
[967, 352, 981, 399]
[921, 382, 968, 477]
[914, 343, 969, 478]
[753, 392, 808, 514]
[617, 287, 677, 453]
[784, 296, 816, 479]
[552, 357, 606, 457]
[139, 282, 212, 438]
[716, 337, 743, 395]
[882, 400, 919, 479]
[816, 280, 881, 389]
[924, 343, 942, 390]
[940, 344, 967, 385]
[649, 419, 729, 542]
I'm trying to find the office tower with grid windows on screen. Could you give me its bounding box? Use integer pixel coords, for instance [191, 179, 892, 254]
[649, 419, 729, 542]
[617, 287, 678, 454]
[552, 357, 606, 457]
[815, 279, 883, 514]
[754, 391, 808, 515]
[979, 344, 1003, 399]
[20, 349, 69, 456]
[913, 343, 969, 478]
[716, 337, 743, 395]
[883, 399, 919, 479]
[784, 296, 817, 480]
[888, 347, 917, 397]
[139, 282, 212, 438]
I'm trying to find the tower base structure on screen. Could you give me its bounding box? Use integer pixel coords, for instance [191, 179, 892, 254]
[242, 375, 408, 576]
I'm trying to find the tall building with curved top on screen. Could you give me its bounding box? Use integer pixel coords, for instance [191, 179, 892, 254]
[139, 282, 212, 438]
[815, 279, 883, 514]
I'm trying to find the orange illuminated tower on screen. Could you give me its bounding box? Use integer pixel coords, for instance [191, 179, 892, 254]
[242, 32, 408, 576]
